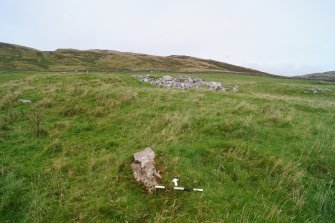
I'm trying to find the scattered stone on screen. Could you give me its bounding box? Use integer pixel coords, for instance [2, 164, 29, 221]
[18, 99, 32, 104]
[208, 81, 225, 91]
[131, 147, 161, 192]
[134, 75, 226, 92]
[304, 87, 331, 94]
[232, 85, 239, 92]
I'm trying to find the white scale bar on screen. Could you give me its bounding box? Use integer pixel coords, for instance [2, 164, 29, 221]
[155, 185, 203, 192]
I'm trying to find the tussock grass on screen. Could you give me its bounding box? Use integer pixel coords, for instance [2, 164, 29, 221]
[0, 71, 334, 222]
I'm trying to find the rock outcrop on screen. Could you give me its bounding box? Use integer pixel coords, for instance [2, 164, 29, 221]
[131, 147, 161, 192]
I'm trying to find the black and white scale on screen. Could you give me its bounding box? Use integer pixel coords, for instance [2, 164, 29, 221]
[155, 177, 204, 192]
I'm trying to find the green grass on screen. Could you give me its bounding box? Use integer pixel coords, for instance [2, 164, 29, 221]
[0, 71, 334, 222]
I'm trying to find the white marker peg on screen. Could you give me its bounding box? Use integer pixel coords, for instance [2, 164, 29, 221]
[172, 177, 179, 186]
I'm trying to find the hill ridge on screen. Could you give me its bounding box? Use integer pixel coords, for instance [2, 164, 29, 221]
[295, 71, 335, 81]
[0, 42, 266, 74]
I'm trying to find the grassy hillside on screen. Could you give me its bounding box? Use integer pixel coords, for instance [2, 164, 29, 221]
[0, 71, 334, 222]
[296, 71, 335, 82]
[0, 42, 264, 74]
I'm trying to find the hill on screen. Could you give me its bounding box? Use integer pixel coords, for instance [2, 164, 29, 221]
[0, 70, 334, 222]
[296, 71, 335, 82]
[0, 42, 265, 74]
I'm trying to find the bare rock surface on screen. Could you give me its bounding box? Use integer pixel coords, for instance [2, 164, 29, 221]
[135, 75, 226, 92]
[131, 147, 161, 192]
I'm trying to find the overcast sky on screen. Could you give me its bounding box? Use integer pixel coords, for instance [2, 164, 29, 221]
[1, 0, 334, 76]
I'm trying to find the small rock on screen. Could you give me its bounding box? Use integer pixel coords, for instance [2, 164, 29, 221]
[208, 82, 225, 91]
[19, 99, 32, 104]
[232, 85, 239, 92]
[162, 76, 173, 81]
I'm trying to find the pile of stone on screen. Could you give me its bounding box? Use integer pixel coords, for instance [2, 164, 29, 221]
[304, 87, 331, 94]
[135, 75, 226, 92]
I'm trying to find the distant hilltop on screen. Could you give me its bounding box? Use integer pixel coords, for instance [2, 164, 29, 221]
[2, 42, 334, 81]
[0, 42, 265, 74]
[295, 71, 335, 82]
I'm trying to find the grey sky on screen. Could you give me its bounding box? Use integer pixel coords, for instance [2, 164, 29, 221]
[1, 0, 334, 75]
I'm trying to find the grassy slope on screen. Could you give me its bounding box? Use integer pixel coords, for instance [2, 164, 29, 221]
[0, 42, 264, 74]
[0, 71, 334, 222]
[296, 71, 335, 82]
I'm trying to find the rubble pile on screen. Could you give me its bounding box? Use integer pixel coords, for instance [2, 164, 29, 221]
[135, 75, 226, 92]
[304, 87, 331, 94]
